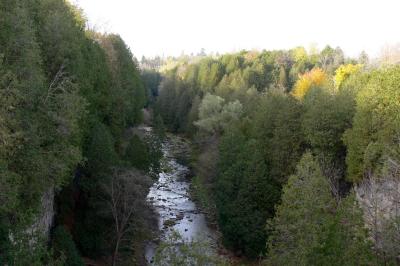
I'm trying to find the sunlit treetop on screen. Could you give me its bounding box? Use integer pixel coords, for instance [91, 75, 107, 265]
[291, 46, 308, 63]
[291, 68, 327, 99]
[334, 63, 363, 89]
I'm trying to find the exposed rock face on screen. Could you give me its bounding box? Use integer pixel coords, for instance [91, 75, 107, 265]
[355, 177, 400, 250]
[9, 188, 55, 248]
[29, 187, 55, 238]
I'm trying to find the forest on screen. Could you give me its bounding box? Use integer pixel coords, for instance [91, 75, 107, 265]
[153, 47, 400, 264]
[0, 0, 163, 265]
[0, 0, 400, 265]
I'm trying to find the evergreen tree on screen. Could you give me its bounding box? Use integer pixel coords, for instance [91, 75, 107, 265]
[252, 90, 304, 183]
[85, 123, 118, 177]
[309, 193, 374, 266]
[267, 153, 334, 265]
[0, 0, 151, 262]
[267, 153, 375, 265]
[216, 128, 280, 258]
[302, 85, 356, 182]
[344, 66, 400, 182]
[125, 135, 150, 171]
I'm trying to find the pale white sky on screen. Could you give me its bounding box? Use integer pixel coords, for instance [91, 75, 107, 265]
[71, 0, 400, 59]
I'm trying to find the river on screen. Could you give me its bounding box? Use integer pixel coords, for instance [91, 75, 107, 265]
[144, 130, 217, 264]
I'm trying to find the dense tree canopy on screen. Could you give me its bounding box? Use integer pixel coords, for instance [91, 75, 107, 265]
[2, 1, 400, 264]
[266, 153, 374, 266]
[0, 0, 148, 263]
[154, 44, 399, 263]
[344, 66, 400, 183]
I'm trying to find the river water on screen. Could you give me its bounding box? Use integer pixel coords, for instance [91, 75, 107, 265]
[144, 131, 217, 264]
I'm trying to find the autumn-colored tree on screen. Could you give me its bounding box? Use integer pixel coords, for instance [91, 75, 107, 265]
[291, 68, 327, 99]
[334, 64, 363, 89]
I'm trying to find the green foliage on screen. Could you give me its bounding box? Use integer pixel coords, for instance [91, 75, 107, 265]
[0, 0, 149, 261]
[0, 162, 20, 214]
[318, 46, 345, 74]
[156, 76, 179, 131]
[334, 63, 363, 88]
[191, 175, 215, 215]
[98, 34, 146, 138]
[266, 153, 375, 265]
[53, 226, 84, 266]
[141, 69, 162, 105]
[380, 216, 400, 263]
[153, 114, 166, 141]
[266, 153, 334, 265]
[302, 86, 356, 165]
[103, 35, 146, 126]
[197, 59, 224, 91]
[195, 93, 243, 135]
[156, 48, 319, 133]
[311, 193, 375, 265]
[123, 130, 163, 177]
[149, 45, 396, 264]
[125, 135, 150, 171]
[0, 0, 84, 231]
[0, 0, 45, 218]
[4, 1, 397, 263]
[344, 66, 400, 182]
[195, 94, 225, 133]
[155, 48, 375, 261]
[216, 127, 281, 258]
[75, 125, 119, 258]
[1, 228, 63, 266]
[86, 123, 118, 177]
[253, 91, 304, 183]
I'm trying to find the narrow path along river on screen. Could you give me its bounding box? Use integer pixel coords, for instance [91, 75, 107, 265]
[144, 130, 217, 264]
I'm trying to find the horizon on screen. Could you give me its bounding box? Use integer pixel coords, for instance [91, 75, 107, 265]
[71, 0, 400, 60]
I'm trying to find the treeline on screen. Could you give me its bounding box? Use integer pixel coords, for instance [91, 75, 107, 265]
[155, 47, 400, 264]
[0, 0, 159, 265]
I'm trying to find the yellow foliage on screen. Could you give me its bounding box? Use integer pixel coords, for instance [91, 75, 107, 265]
[291, 47, 307, 62]
[334, 64, 363, 88]
[292, 68, 327, 99]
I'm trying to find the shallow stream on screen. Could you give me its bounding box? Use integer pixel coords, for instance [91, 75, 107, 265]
[144, 131, 217, 264]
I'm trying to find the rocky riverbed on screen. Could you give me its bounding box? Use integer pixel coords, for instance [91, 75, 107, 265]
[144, 132, 217, 264]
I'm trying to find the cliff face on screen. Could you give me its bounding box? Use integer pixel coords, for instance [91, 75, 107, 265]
[9, 188, 55, 248]
[356, 178, 400, 250]
[29, 188, 55, 239]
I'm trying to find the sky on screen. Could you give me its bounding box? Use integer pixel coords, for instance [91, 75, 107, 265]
[70, 0, 400, 59]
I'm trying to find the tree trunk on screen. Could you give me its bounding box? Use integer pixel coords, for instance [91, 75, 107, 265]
[112, 236, 121, 266]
